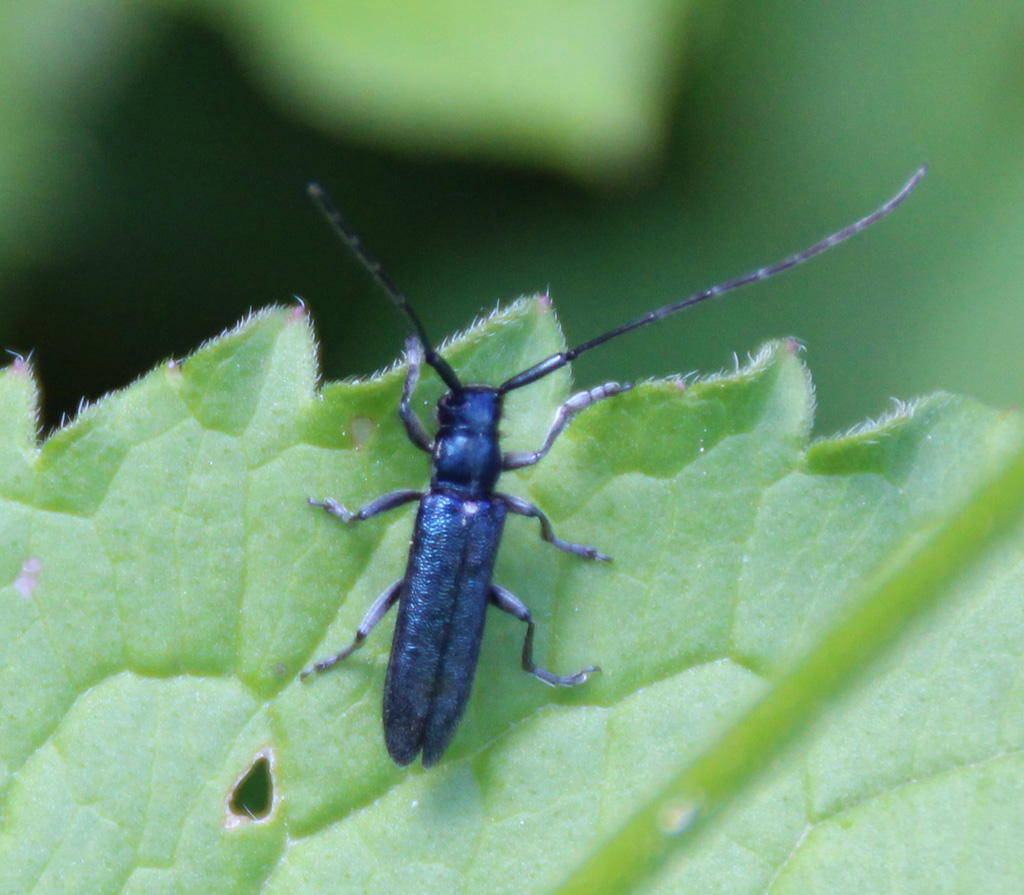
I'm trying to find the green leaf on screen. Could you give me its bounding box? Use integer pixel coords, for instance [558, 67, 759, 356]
[0, 300, 1021, 894]
[200, 0, 696, 179]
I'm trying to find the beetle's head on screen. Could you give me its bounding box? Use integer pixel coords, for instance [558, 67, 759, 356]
[436, 387, 503, 435]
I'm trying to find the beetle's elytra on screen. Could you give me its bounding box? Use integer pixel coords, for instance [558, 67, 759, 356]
[301, 166, 926, 767]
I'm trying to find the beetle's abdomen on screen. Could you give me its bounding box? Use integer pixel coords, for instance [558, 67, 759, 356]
[384, 493, 507, 766]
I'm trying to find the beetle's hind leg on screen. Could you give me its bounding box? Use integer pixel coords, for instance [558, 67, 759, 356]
[500, 493, 611, 562]
[301, 579, 404, 679]
[490, 585, 599, 687]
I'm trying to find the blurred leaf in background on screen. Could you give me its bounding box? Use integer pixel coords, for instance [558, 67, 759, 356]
[211, 0, 694, 179]
[0, 0, 1021, 430]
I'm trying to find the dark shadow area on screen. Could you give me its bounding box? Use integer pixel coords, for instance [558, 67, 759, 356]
[229, 754, 273, 820]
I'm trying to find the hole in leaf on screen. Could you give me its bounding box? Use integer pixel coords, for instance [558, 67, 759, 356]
[228, 752, 273, 823]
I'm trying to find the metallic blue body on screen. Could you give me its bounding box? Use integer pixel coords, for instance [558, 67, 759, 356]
[384, 493, 506, 766]
[306, 377, 604, 767]
[382, 388, 505, 766]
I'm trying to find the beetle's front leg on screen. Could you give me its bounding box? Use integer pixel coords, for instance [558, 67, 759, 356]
[399, 337, 433, 453]
[309, 489, 423, 523]
[489, 585, 599, 686]
[500, 493, 611, 562]
[301, 579, 404, 679]
[502, 382, 631, 470]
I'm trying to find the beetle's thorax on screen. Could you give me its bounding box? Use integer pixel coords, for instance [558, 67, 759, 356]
[431, 387, 503, 496]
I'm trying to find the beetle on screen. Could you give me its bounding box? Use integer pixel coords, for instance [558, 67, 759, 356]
[301, 165, 926, 767]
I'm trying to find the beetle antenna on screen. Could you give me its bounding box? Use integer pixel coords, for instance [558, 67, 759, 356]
[500, 164, 927, 394]
[308, 183, 464, 393]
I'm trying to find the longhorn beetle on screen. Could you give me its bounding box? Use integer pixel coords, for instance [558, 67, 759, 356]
[302, 165, 926, 767]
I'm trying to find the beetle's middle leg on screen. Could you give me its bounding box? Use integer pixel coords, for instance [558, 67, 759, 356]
[301, 579, 404, 679]
[500, 493, 610, 562]
[490, 585, 599, 687]
[502, 381, 631, 470]
[309, 489, 423, 523]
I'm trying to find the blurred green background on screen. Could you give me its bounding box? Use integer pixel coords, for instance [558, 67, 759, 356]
[1, 0, 1021, 434]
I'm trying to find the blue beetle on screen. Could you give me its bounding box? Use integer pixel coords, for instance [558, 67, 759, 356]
[302, 166, 926, 767]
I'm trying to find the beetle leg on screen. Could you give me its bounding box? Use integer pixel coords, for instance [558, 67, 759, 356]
[489, 585, 599, 687]
[309, 489, 423, 523]
[301, 579, 404, 679]
[502, 381, 631, 470]
[399, 336, 434, 453]
[500, 493, 611, 562]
